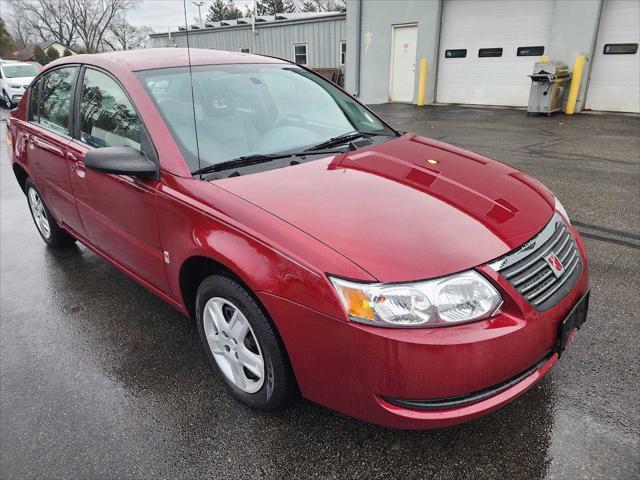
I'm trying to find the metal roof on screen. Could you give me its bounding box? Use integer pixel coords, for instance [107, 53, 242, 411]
[150, 11, 345, 37]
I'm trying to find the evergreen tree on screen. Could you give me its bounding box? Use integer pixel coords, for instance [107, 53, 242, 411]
[249, 0, 297, 16]
[206, 0, 243, 22]
[33, 45, 47, 65]
[0, 17, 15, 59]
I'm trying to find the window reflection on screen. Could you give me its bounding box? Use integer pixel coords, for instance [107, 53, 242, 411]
[80, 69, 141, 150]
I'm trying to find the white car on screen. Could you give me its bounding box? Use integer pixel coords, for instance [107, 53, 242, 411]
[0, 61, 41, 108]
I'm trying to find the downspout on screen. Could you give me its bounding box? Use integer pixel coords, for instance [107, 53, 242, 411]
[432, 0, 444, 104]
[581, 0, 605, 112]
[355, 0, 363, 96]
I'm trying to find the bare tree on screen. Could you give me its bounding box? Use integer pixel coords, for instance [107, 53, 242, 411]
[9, 0, 78, 47]
[104, 16, 152, 51]
[9, 0, 140, 53]
[298, 0, 346, 12]
[71, 0, 139, 53]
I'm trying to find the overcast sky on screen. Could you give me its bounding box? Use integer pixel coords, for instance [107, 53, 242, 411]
[128, 0, 255, 32]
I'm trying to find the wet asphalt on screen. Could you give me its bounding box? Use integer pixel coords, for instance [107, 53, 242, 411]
[1, 104, 639, 480]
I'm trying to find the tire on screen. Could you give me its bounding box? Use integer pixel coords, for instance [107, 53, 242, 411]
[195, 274, 296, 410]
[24, 178, 76, 248]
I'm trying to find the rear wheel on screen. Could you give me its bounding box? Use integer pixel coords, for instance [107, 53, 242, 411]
[195, 274, 296, 410]
[25, 179, 75, 248]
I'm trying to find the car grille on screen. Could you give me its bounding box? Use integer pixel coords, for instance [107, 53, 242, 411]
[489, 214, 582, 311]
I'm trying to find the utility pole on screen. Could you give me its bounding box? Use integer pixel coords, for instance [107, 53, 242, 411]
[192, 1, 205, 26]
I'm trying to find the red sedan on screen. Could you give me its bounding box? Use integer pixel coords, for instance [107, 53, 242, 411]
[7, 49, 589, 429]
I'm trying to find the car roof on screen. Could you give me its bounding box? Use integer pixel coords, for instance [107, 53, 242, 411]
[52, 48, 287, 72]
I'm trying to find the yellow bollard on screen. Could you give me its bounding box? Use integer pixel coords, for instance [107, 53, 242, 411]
[417, 58, 428, 106]
[565, 55, 586, 115]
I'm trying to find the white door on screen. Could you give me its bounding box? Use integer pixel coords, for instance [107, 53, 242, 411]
[436, 0, 554, 106]
[586, 0, 640, 113]
[390, 25, 418, 102]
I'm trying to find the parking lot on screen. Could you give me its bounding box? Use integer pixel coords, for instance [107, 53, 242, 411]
[1, 104, 638, 479]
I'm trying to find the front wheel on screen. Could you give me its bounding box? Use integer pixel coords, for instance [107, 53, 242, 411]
[25, 179, 76, 248]
[195, 275, 296, 410]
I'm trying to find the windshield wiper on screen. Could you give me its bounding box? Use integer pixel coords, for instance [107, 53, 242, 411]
[191, 148, 347, 176]
[304, 131, 391, 152]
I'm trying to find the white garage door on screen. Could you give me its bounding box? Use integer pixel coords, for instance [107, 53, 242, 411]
[586, 0, 640, 113]
[436, 0, 554, 106]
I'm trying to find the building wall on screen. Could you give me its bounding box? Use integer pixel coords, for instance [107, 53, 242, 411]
[150, 16, 346, 69]
[347, 0, 606, 111]
[547, 0, 603, 111]
[346, 0, 441, 104]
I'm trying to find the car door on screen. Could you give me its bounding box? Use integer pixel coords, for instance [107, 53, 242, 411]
[67, 66, 169, 293]
[21, 66, 86, 237]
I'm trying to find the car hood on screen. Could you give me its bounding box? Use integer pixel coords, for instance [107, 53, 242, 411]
[213, 134, 554, 282]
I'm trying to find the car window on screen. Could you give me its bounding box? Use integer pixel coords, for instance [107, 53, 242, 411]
[38, 67, 78, 135]
[2, 64, 39, 78]
[80, 68, 142, 150]
[137, 64, 391, 172]
[29, 78, 40, 122]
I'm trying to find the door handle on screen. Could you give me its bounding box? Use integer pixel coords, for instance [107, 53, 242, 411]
[75, 160, 86, 171]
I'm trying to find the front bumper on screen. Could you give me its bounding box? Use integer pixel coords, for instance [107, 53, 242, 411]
[259, 226, 589, 429]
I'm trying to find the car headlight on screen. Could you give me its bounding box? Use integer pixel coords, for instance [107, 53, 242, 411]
[554, 197, 571, 224]
[329, 271, 502, 328]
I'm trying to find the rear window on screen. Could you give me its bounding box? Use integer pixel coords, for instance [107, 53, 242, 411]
[37, 67, 78, 135]
[2, 64, 40, 78]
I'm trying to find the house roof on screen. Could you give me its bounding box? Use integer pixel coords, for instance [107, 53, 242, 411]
[14, 41, 77, 62]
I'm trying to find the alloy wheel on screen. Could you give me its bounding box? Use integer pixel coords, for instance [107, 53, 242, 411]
[27, 187, 51, 239]
[202, 297, 265, 393]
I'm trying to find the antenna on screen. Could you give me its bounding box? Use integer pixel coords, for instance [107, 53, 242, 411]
[183, 0, 202, 174]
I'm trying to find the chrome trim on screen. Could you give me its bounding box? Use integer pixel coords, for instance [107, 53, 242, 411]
[490, 213, 582, 311]
[529, 252, 580, 305]
[504, 225, 566, 279]
[489, 213, 564, 272]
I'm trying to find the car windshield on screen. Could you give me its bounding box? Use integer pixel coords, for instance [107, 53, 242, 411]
[3, 64, 39, 78]
[137, 63, 394, 173]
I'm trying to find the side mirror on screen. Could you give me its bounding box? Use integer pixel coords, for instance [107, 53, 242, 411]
[84, 147, 157, 179]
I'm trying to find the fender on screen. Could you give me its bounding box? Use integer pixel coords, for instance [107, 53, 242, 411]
[155, 173, 374, 320]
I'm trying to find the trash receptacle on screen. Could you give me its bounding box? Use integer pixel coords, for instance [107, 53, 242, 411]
[527, 61, 571, 115]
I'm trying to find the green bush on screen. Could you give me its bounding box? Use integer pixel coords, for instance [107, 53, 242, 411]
[46, 46, 60, 63]
[33, 45, 47, 65]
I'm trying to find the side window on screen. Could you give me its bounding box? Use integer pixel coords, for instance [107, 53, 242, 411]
[29, 78, 40, 122]
[80, 68, 142, 150]
[38, 67, 78, 135]
[294, 44, 308, 65]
